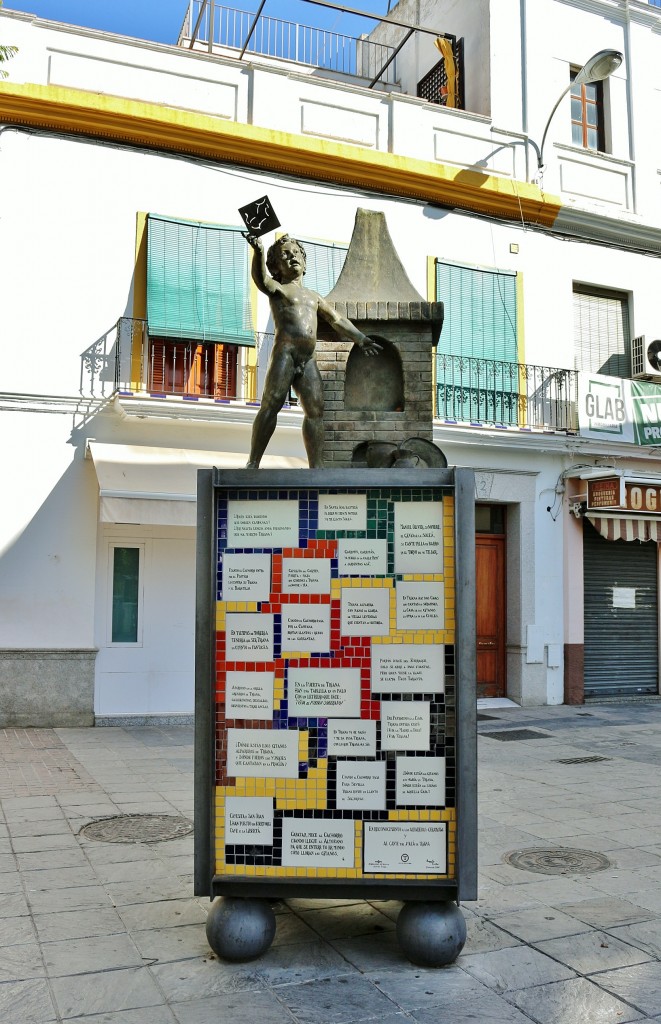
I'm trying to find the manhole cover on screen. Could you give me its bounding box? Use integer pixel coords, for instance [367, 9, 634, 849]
[80, 814, 193, 844]
[504, 847, 611, 875]
[480, 728, 550, 742]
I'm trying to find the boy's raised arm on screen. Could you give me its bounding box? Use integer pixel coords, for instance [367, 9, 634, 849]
[245, 234, 277, 295]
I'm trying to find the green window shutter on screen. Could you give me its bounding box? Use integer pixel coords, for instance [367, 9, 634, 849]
[299, 239, 348, 296]
[435, 261, 518, 363]
[573, 286, 630, 378]
[435, 260, 519, 425]
[147, 215, 254, 346]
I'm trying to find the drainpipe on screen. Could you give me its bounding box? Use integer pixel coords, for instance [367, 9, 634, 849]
[520, 0, 531, 182]
[623, 0, 637, 213]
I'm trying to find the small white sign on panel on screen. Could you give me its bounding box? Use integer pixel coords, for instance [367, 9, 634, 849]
[227, 500, 299, 547]
[363, 822, 447, 873]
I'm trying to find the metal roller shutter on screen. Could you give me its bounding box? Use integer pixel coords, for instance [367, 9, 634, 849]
[583, 518, 658, 697]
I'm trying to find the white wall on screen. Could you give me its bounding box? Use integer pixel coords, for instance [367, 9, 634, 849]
[3, 4, 661, 710]
[4, 3, 661, 219]
[433, 428, 567, 705]
[0, 411, 97, 647]
[3, 126, 661, 644]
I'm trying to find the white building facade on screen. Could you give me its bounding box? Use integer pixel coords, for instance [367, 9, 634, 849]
[1, 0, 661, 724]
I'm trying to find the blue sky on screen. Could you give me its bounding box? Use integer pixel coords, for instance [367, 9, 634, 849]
[5, 1, 392, 46]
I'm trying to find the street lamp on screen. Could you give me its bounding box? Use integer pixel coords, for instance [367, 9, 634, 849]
[531, 49, 623, 183]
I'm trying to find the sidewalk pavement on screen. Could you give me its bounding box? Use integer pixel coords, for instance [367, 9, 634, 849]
[2, 703, 661, 1023]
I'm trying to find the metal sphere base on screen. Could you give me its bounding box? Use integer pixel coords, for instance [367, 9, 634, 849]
[396, 900, 467, 967]
[206, 896, 276, 962]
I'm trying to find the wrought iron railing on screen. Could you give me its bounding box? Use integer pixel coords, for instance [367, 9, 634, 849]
[435, 353, 578, 431]
[91, 317, 256, 401]
[85, 320, 577, 432]
[179, 2, 398, 84]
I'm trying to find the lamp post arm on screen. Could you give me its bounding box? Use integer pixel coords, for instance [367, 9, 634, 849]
[538, 84, 571, 170]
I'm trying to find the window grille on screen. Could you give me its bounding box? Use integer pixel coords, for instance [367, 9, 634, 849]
[417, 36, 464, 109]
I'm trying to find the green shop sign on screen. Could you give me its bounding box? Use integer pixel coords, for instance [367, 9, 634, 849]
[631, 381, 661, 445]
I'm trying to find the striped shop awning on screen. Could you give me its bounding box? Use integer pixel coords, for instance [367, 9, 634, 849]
[587, 515, 661, 543]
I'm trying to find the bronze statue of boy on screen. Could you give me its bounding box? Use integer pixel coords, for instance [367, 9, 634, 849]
[245, 234, 380, 468]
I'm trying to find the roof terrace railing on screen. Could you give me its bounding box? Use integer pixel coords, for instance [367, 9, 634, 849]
[179, 1, 399, 85]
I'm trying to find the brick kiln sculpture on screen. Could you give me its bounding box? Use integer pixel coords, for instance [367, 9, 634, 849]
[316, 208, 444, 468]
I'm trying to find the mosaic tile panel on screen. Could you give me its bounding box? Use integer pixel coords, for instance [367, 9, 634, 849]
[214, 488, 456, 882]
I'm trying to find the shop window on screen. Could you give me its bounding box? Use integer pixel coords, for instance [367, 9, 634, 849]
[570, 68, 605, 152]
[110, 546, 141, 644]
[573, 286, 630, 378]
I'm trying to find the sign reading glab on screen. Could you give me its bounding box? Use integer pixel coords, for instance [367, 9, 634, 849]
[195, 469, 476, 904]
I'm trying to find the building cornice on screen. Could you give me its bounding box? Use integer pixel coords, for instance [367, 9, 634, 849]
[0, 82, 560, 228]
[433, 422, 661, 461]
[113, 393, 304, 428]
[553, 205, 661, 255]
[0, 391, 102, 415]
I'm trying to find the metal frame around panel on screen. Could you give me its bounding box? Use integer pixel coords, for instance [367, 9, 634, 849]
[454, 468, 477, 901]
[194, 467, 476, 903]
[194, 468, 217, 897]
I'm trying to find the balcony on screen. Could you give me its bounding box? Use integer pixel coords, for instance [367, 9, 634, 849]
[436, 354, 578, 432]
[83, 318, 255, 403]
[84, 320, 578, 434]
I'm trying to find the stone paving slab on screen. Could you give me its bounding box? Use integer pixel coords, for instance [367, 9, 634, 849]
[3, 705, 661, 1020]
[0, 729, 101, 797]
[505, 976, 646, 1024]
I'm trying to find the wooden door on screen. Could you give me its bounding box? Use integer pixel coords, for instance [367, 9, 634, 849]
[476, 534, 506, 698]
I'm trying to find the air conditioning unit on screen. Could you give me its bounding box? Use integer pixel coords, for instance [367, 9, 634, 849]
[631, 335, 661, 380]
